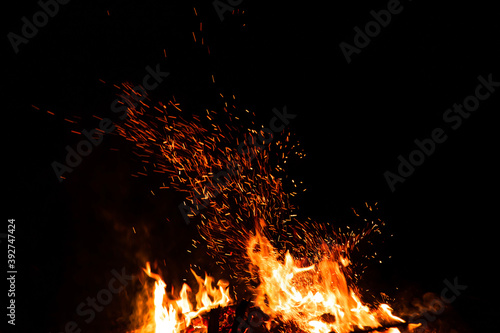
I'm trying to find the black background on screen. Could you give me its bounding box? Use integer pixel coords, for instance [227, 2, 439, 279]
[5, 0, 499, 332]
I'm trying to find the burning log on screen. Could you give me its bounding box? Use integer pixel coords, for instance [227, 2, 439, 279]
[343, 322, 409, 333]
[208, 307, 222, 333]
[338, 318, 423, 333]
[228, 300, 249, 333]
[206, 300, 269, 333]
[205, 303, 250, 333]
[205, 306, 413, 333]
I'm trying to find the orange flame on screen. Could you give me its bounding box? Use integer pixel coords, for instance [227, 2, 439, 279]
[247, 233, 404, 333]
[134, 262, 232, 333]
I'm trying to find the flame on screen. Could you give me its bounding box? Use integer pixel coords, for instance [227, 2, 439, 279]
[113, 88, 407, 333]
[247, 232, 404, 333]
[134, 262, 232, 333]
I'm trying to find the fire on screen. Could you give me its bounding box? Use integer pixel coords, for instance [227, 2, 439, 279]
[134, 262, 232, 333]
[247, 232, 404, 333]
[133, 231, 405, 333]
[113, 87, 407, 332]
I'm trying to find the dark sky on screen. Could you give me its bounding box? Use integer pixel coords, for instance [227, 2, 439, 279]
[5, 1, 499, 332]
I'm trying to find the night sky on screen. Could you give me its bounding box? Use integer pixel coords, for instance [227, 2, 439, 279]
[5, 1, 500, 332]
